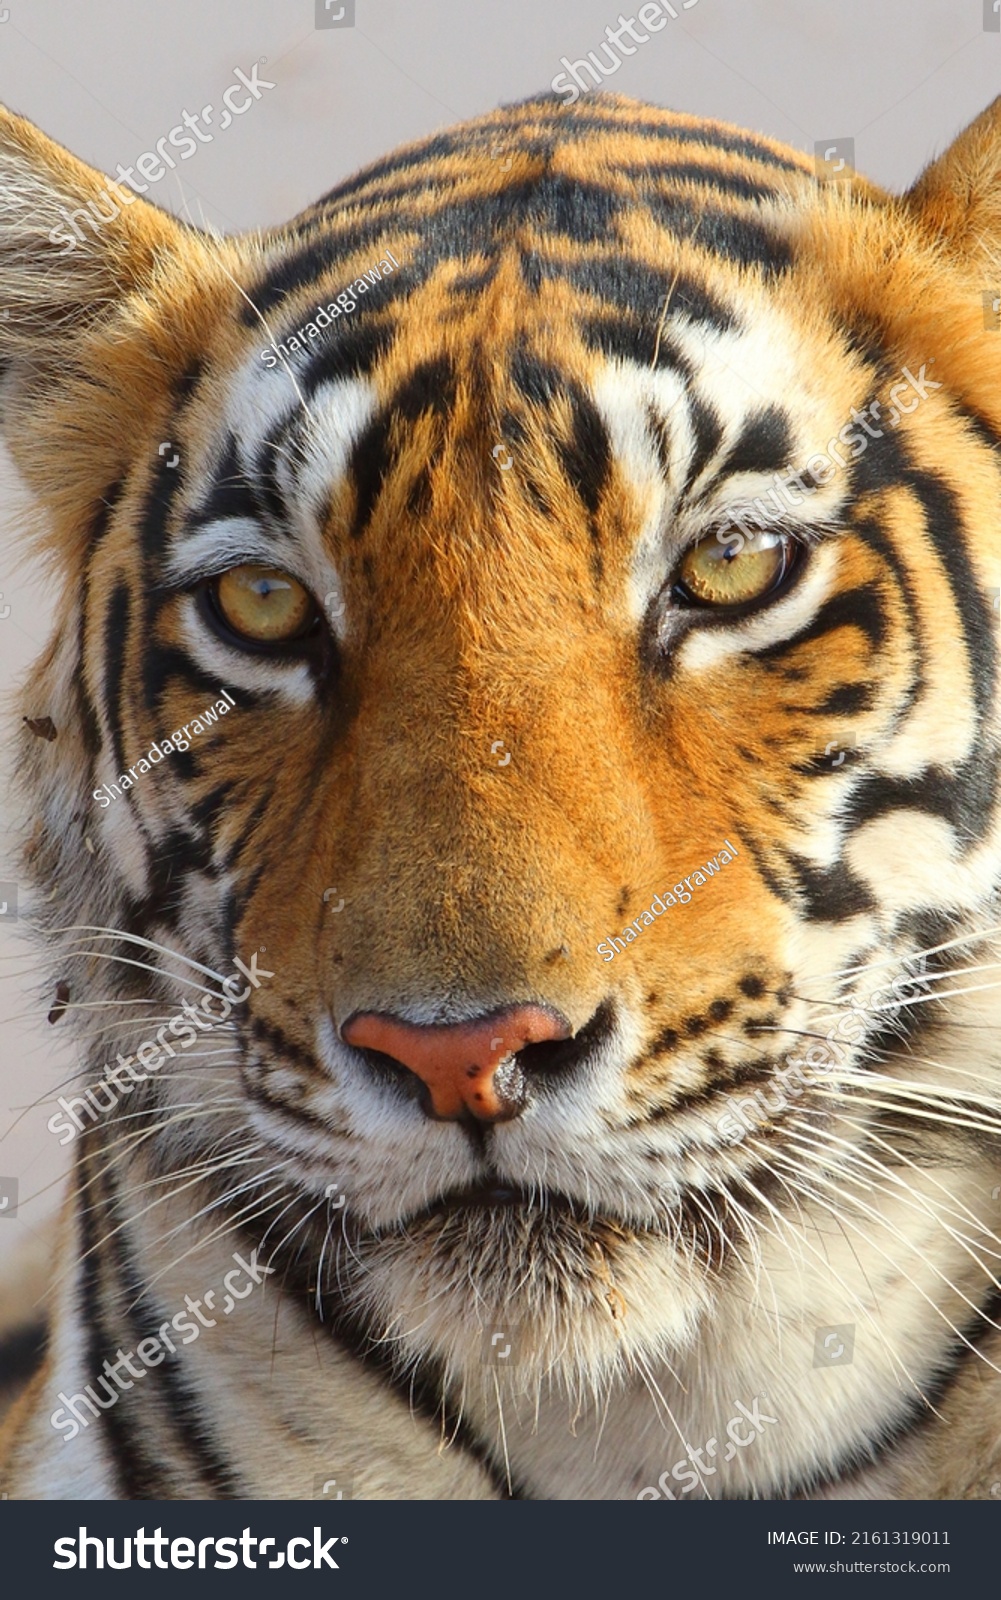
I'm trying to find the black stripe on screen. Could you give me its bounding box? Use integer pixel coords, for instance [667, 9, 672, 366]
[311, 131, 468, 206]
[578, 311, 698, 372]
[510, 348, 562, 407]
[101, 582, 131, 781]
[683, 395, 726, 494]
[629, 161, 785, 201]
[123, 821, 217, 933]
[904, 466, 997, 720]
[139, 644, 240, 718]
[96, 1151, 246, 1499]
[252, 419, 294, 529]
[189, 779, 238, 832]
[188, 434, 257, 528]
[716, 405, 793, 481]
[531, 251, 738, 334]
[244, 228, 395, 321]
[88, 478, 125, 550]
[139, 383, 195, 576]
[783, 850, 877, 922]
[813, 682, 874, 716]
[247, 1214, 522, 1500]
[76, 1146, 165, 1497]
[554, 387, 611, 530]
[298, 317, 397, 396]
[138, 406, 191, 717]
[840, 749, 1001, 842]
[527, 173, 621, 241]
[845, 511, 923, 720]
[640, 191, 793, 273]
[753, 585, 888, 663]
[0, 1318, 47, 1390]
[954, 398, 1001, 454]
[509, 350, 612, 546]
[347, 357, 457, 540]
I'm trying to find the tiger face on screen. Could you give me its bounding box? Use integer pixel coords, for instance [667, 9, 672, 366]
[4, 92, 1001, 1494]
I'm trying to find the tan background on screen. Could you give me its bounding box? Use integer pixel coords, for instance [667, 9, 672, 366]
[1, 0, 998, 1293]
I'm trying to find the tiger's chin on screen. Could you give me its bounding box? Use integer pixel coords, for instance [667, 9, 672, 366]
[343, 1187, 712, 1400]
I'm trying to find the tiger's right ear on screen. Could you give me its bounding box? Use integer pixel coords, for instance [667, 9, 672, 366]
[904, 96, 1001, 274]
[0, 103, 194, 358]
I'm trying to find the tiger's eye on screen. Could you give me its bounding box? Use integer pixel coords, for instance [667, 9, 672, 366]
[213, 565, 315, 642]
[676, 527, 796, 608]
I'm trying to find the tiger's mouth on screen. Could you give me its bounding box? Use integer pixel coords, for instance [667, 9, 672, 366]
[415, 1182, 577, 1218]
[389, 1181, 642, 1238]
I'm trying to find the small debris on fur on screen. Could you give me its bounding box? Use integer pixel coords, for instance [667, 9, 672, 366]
[48, 980, 70, 1023]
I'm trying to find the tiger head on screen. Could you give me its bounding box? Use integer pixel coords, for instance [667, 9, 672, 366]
[4, 94, 1001, 1412]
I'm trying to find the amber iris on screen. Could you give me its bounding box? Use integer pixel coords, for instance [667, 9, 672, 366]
[677, 528, 796, 608]
[213, 565, 315, 642]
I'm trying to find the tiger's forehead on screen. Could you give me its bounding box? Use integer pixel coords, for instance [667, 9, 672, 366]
[173, 96, 877, 610]
[184, 273, 859, 610]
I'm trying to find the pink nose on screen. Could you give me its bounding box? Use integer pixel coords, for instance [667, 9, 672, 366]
[341, 1004, 572, 1121]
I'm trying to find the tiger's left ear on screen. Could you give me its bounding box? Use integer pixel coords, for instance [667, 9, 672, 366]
[904, 96, 1001, 271]
[0, 103, 198, 358]
[0, 103, 230, 522]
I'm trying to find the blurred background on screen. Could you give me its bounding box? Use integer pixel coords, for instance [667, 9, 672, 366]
[0, 0, 998, 1329]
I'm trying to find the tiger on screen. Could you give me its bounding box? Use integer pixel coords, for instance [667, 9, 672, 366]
[1, 85, 1001, 1502]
